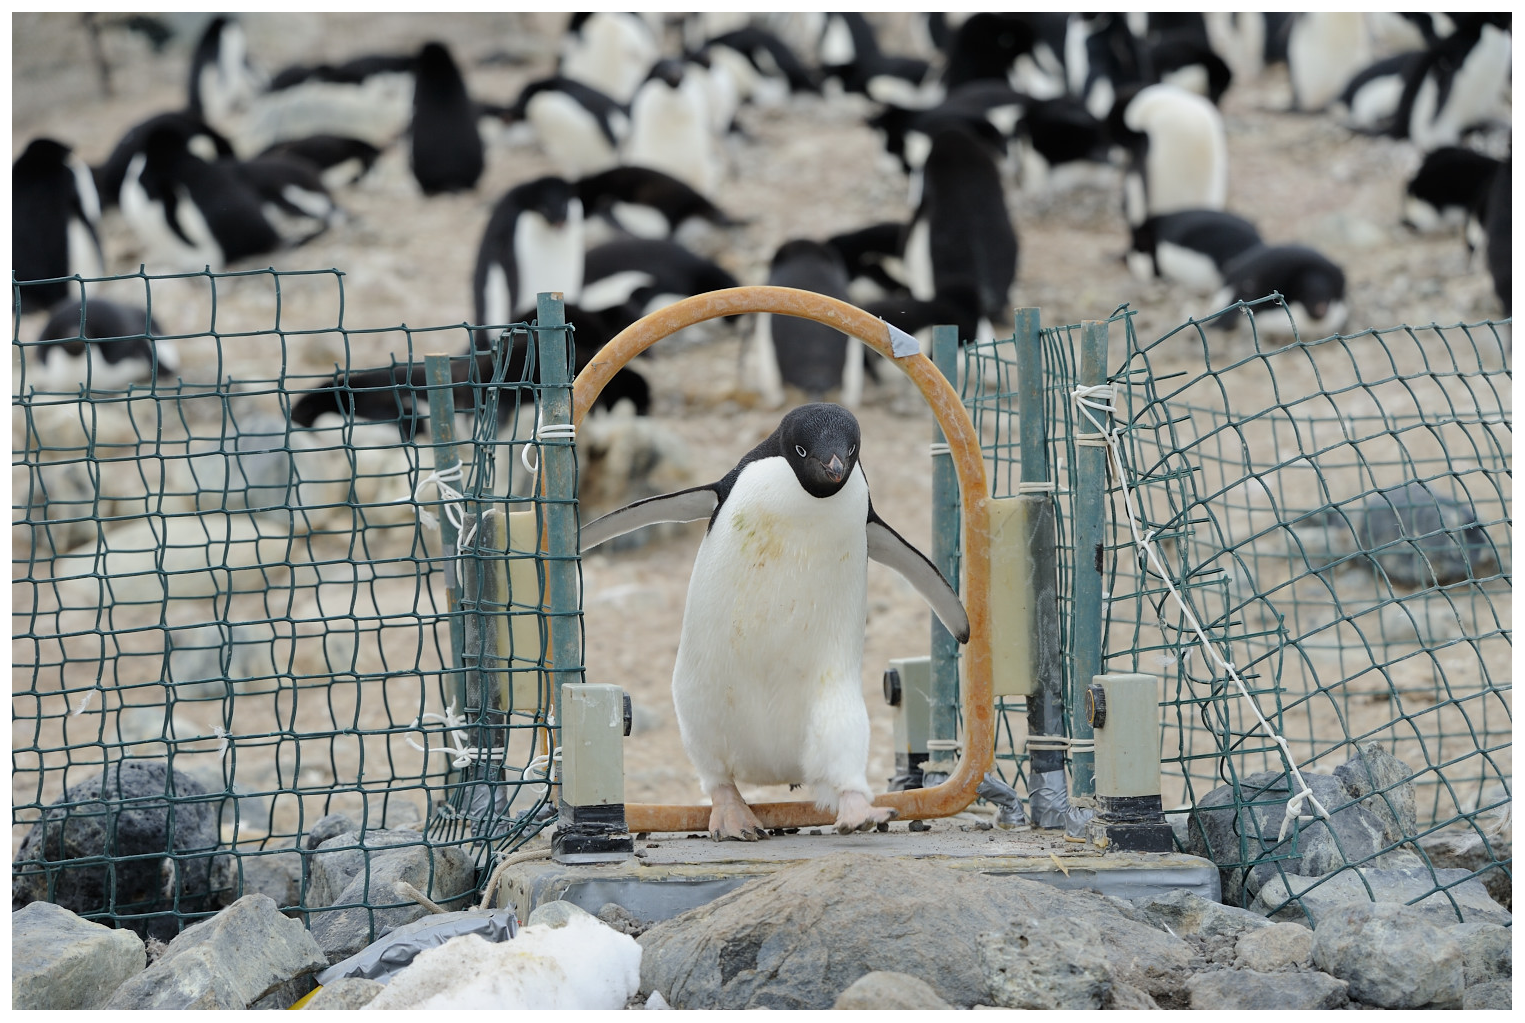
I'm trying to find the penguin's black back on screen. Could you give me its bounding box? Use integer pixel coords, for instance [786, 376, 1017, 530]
[1223, 244, 1346, 310]
[133, 127, 280, 263]
[577, 166, 730, 232]
[13, 138, 95, 312]
[1406, 146, 1503, 215]
[766, 239, 854, 397]
[410, 41, 484, 195]
[1136, 209, 1263, 268]
[918, 127, 1018, 323]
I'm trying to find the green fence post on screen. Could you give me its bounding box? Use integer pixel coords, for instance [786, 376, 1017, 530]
[533, 294, 584, 765]
[927, 324, 962, 782]
[1069, 319, 1110, 796]
[1015, 309, 1064, 784]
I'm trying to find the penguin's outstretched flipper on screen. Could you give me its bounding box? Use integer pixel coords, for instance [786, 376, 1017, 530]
[866, 512, 971, 642]
[580, 485, 718, 552]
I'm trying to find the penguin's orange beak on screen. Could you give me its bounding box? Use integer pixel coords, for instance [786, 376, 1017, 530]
[823, 454, 845, 482]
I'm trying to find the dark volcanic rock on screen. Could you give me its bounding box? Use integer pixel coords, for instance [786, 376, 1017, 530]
[12, 760, 225, 940]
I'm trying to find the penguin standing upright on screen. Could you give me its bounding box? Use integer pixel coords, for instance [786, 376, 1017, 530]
[12, 138, 105, 313]
[472, 176, 585, 338]
[410, 41, 484, 195]
[623, 59, 721, 196]
[1116, 82, 1228, 227]
[580, 403, 970, 840]
[510, 76, 629, 180]
[186, 14, 267, 136]
[748, 239, 862, 409]
[902, 126, 1018, 340]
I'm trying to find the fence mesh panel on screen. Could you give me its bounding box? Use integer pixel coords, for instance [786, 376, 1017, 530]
[966, 298, 1511, 918]
[12, 268, 570, 939]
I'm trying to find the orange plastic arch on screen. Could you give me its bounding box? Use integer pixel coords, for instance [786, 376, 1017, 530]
[571, 286, 993, 830]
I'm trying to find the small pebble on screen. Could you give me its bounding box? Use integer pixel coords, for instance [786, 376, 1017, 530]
[909, 819, 932, 832]
[809, 828, 822, 835]
[875, 820, 890, 833]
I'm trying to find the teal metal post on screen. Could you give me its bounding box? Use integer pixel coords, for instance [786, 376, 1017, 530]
[1069, 319, 1110, 795]
[1015, 309, 1064, 781]
[534, 294, 584, 747]
[927, 324, 961, 779]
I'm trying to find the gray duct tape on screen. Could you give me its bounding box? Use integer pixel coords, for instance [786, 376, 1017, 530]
[885, 321, 921, 358]
[316, 907, 519, 986]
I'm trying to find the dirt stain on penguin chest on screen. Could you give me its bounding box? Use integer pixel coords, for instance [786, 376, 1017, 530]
[729, 508, 790, 569]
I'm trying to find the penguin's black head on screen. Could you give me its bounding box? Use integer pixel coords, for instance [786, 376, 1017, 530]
[513, 175, 577, 225]
[779, 402, 861, 499]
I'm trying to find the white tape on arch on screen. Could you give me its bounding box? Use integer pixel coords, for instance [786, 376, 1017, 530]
[884, 320, 921, 358]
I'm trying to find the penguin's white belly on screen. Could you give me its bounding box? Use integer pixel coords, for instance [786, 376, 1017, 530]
[672, 460, 871, 804]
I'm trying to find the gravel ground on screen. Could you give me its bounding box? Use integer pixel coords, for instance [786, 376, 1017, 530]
[11, 13, 1510, 849]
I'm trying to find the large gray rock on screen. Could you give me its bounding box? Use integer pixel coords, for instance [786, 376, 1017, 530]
[12, 900, 147, 1009]
[1128, 888, 1272, 941]
[1183, 770, 1390, 905]
[12, 760, 224, 940]
[1187, 968, 1349, 1009]
[637, 852, 1193, 1010]
[1252, 866, 1511, 926]
[1356, 481, 1497, 587]
[214, 848, 302, 911]
[980, 917, 1114, 1009]
[302, 827, 476, 963]
[1332, 743, 1416, 842]
[832, 971, 952, 1010]
[305, 976, 384, 1009]
[1447, 921, 1511, 987]
[103, 893, 327, 1009]
[1312, 902, 1465, 1008]
[1234, 921, 1314, 971]
[1419, 824, 1511, 911]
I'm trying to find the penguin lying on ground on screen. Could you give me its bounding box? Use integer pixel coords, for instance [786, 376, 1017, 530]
[1127, 208, 1263, 293]
[1401, 146, 1502, 235]
[26, 298, 176, 393]
[576, 165, 735, 246]
[1211, 244, 1348, 338]
[580, 403, 970, 839]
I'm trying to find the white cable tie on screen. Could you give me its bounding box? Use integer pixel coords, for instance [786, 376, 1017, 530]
[929, 442, 951, 457]
[925, 739, 961, 752]
[1015, 481, 1056, 493]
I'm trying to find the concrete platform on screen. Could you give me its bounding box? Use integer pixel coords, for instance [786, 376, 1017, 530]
[490, 814, 1221, 927]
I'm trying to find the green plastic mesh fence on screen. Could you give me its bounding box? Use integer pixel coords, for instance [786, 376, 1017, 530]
[966, 296, 1511, 919]
[12, 268, 572, 941]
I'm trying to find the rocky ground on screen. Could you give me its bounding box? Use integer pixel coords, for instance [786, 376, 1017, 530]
[11, 14, 1510, 845]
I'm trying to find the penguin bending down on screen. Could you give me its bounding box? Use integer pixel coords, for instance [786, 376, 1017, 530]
[1212, 244, 1348, 338]
[1127, 209, 1263, 293]
[580, 403, 970, 839]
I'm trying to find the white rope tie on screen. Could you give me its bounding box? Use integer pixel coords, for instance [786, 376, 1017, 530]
[1069, 382, 1331, 840]
[405, 702, 510, 770]
[520, 414, 577, 476]
[929, 442, 951, 458]
[1015, 481, 1057, 494]
[925, 738, 961, 752]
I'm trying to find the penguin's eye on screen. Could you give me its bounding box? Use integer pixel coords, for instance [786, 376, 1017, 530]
[848, 445, 856, 457]
[794, 444, 807, 458]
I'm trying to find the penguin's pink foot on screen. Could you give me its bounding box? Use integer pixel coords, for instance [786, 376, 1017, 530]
[708, 782, 770, 841]
[833, 790, 898, 834]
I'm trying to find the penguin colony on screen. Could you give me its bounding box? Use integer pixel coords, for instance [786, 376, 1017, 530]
[12, 14, 1512, 824]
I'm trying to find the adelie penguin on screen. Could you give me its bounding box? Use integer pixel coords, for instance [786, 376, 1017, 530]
[26, 298, 177, 393]
[1127, 209, 1264, 294]
[473, 175, 585, 336]
[580, 403, 970, 840]
[12, 138, 105, 313]
[748, 239, 863, 409]
[509, 76, 630, 180]
[410, 41, 484, 195]
[1211, 244, 1348, 339]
